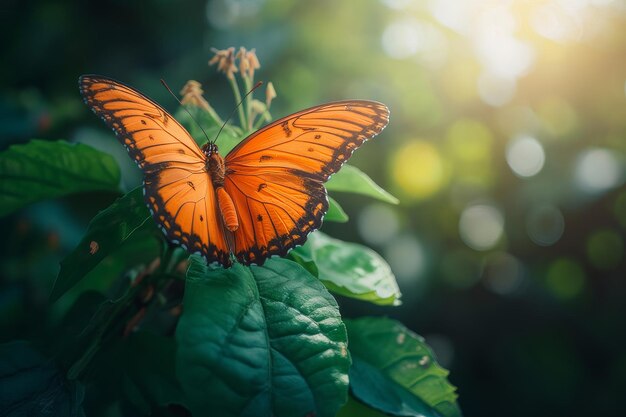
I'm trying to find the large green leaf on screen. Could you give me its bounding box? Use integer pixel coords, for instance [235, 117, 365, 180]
[0, 341, 85, 417]
[346, 318, 461, 417]
[121, 332, 186, 413]
[327, 164, 398, 204]
[51, 187, 157, 302]
[326, 196, 349, 223]
[176, 257, 350, 417]
[0, 139, 120, 217]
[290, 232, 401, 306]
[336, 395, 391, 417]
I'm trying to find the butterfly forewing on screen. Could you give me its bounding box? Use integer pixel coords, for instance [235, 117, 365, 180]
[224, 100, 389, 265]
[79, 75, 231, 265]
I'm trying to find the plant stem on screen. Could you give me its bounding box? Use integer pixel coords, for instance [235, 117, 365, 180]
[253, 109, 272, 130]
[243, 75, 253, 131]
[228, 76, 247, 131]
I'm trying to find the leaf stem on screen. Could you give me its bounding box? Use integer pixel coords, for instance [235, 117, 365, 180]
[228, 76, 247, 131]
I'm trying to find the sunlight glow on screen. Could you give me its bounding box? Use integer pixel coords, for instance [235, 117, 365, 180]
[530, 3, 582, 42]
[382, 19, 448, 66]
[382, 20, 421, 59]
[477, 73, 516, 107]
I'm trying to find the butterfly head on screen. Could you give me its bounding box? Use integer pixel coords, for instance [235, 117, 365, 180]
[201, 142, 219, 157]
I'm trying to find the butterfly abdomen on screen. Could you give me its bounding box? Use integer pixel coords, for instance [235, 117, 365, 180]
[216, 187, 239, 232]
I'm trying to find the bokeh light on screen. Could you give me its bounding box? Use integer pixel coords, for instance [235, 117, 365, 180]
[482, 252, 525, 295]
[382, 19, 448, 67]
[575, 148, 624, 194]
[506, 135, 546, 178]
[381, 19, 421, 59]
[459, 204, 505, 251]
[477, 73, 517, 107]
[384, 234, 427, 284]
[586, 229, 624, 270]
[526, 204, 565, 247]
[545, 258, 586, 300]
[357, 203, 400, 246]
[390, 140, 447, 200]
[530, 3, 583, 42]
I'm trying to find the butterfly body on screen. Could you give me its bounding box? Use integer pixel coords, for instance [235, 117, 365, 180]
[79, 75, 389, 267]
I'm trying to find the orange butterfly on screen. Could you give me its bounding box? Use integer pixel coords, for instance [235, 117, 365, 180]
[79, 75, 389, 266]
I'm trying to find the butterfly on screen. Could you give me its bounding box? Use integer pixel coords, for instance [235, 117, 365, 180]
[79, 75, 389, 267]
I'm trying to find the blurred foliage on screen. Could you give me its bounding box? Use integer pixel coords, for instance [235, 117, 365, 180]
[1, 0, 626, 416]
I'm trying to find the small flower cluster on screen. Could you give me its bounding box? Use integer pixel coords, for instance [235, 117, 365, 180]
[180, 46, 276, 132]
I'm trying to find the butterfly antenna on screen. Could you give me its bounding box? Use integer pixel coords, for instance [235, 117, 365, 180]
[160, 78, 211, 144]
[214, 81, 263, 144]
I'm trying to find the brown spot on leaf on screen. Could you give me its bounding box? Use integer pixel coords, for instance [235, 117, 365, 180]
[89, 241, 99, 255]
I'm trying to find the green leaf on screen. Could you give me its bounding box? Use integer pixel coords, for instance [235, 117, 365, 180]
[326, 196, 349, 223]
[290, 232, 401, 306]
[122, 332, 186, 413]
[51, 187, 157, 302]
[327, 164, 399, 205]
[346, 317, 461, 417]
[176, 257, 350, 417]
[336, 395, 391, 417]
[0, 341, 85, 417]
[51, 236, 159, 321]
[0, 139, 121, 217]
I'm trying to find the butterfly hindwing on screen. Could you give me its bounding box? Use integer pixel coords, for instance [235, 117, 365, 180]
[224, 100, 389, 265]
[79, 75, 231, 265]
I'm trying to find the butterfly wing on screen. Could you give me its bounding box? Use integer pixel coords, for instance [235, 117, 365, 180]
[223, 100, 389, 265]
[79, 75, 231, 265]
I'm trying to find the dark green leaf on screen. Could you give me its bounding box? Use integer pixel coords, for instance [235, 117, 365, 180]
[346, 318, 461, 417]
[326, 196, 349, 223]
[122, 332, 186, 413]
[336, 395, 391, 417]
[290, 232, 401, 306]
[51, 187, 157, 302]
[0, 341, 85, 417]
[0, 139, 120, 217]
[176, 257, 350, 417]
[327, 164, 399, 204]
